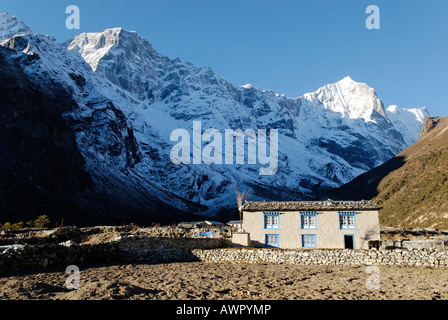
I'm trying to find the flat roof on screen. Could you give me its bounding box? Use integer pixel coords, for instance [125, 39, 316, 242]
[241, 199, 381, 211]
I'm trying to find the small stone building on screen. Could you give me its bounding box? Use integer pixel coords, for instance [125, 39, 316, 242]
[241, 200, 381, 250]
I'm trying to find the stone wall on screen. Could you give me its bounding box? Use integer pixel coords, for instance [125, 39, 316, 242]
[0, 225, 234, 246]
[2, 229, 448, 270]
[0, 236, 231, 270]
[114, 234, 231, 251]
[0, 225, 233, 269]
[399, 240, 445, 250]
[192, 248, 448, 268]
[0, 242, 119, 269]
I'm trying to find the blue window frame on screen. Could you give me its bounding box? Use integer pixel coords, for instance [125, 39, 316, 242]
[265, 234, 280, 248]
[339, 212, 357, 229]
[300, 211, 317, 229]
[264, 212, 280, 229]
[302, 234, 317, 248]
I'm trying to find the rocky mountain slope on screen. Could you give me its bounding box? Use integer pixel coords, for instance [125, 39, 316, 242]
[0, 13, 431, 225]
[0, 45, 93, 225]
[322, 116, 448, 229]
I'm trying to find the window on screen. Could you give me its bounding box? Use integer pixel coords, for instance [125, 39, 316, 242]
[265, 234, 279, 248]
[339, 212, 356, 229]
[264, 212, 280, 229]
[302, 234, 316, 248]
[301, 212, 317, 229]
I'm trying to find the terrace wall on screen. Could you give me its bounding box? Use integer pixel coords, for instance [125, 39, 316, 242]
[1, 238, 448, 269]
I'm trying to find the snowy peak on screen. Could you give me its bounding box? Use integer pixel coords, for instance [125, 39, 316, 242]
[67, 28, 126, 71]
[336, 75, 358, 87]
[67, 27, 160, 71]
[0, 12, 32, 42]
[77, 27, 143, 49]
[386, 105, 431, 145]
[387, 105, 430, 123]
[305, 76, 387, 122]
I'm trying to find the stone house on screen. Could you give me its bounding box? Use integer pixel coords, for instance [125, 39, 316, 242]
[240, 200, 381, 250]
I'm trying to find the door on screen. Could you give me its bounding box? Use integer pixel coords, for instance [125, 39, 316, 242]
[344, 235, 354, 249]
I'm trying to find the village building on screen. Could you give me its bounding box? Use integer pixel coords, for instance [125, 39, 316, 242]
[240, 199, 381, 250]
[227, 220, 243, 229]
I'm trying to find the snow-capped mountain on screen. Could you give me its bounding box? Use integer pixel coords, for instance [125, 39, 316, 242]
[0, 12, 32, 41]
[0, 13, 431, 224]
[303, 76, 388, 122]
[386, 105, 431, 146]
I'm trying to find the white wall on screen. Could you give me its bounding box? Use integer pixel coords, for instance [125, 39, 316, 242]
[242, 210, 380, 249]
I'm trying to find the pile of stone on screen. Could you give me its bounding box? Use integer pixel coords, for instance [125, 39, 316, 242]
[0, 225, 233, 270]
[0, 224, 233, 246]
[380, 226, 448, 250]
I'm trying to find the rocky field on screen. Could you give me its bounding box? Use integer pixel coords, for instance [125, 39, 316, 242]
[1, 224, 448, 301]
[1, 262, 447, 300]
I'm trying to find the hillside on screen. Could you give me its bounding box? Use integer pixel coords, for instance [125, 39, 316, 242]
[322, 116, 448, 229]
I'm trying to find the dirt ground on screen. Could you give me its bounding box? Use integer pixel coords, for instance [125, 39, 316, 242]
[1, 262, 448, 300]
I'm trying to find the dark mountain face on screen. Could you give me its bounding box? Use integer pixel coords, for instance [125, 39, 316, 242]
[0, 46, 201, 226]
[0, 46, 94, 225]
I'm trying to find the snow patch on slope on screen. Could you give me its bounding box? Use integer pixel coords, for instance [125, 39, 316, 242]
[386, 105, 431, 145]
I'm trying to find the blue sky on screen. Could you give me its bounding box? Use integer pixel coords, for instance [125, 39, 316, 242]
[3, 0, 447, 116]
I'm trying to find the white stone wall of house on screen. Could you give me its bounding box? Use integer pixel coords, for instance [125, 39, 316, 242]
[242, 209, 381, 250]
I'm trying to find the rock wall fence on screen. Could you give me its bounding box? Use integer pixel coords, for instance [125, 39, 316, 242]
[192, 247, 448, 268]
[1, 226, 448, 269]
[2, 239, 448, 270]
[382, 239, 445, 250]
[0, 236, 233, 270]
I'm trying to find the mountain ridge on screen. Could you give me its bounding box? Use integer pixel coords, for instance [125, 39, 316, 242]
[0, 12, 433, 225]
